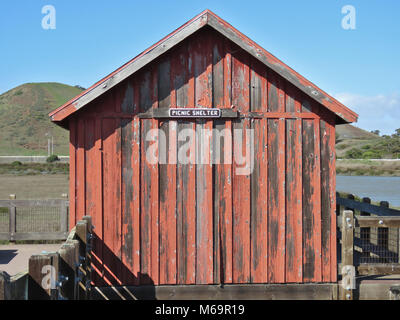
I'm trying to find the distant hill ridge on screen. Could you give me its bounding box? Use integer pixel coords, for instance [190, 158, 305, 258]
[336, 123, 378, 140]
[0, 83, 83, 156]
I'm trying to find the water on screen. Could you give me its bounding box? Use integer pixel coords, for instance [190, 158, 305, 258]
[336, 175, 400, 207]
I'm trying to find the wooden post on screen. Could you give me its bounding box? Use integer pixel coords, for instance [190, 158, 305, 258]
[379, 201, 391, 262]
[341, 210, 355, 300]
[68, 239, 80, 300]
[28, 252, 59, 300]
[9, 194, 16, 242]
[361, 197, 371, 261]
[60, 199, 68, 237]
[76, 218, 91, 300]
[59, 241, 79, 300]
[0, 271, 7, 300]
[82, 216, 93, 299]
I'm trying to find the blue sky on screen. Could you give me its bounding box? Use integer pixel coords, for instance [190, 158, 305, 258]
[1, 0, 399, 134]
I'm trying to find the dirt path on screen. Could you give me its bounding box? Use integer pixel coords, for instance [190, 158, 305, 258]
[0, 243, 61, 275]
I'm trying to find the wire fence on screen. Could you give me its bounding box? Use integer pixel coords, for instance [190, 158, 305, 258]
[357, 226, 399, 263]
[0, 198, 68, 241]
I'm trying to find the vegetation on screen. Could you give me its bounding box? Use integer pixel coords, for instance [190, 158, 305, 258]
[336, 159, 400, 176]
[46, 154, 60, 163]
[0, 162, 69, 175]
[0, 82, 83, 156]
[336, 124, 400, 160]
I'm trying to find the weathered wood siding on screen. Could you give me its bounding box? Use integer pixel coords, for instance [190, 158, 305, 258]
[68, 28, 337, 285]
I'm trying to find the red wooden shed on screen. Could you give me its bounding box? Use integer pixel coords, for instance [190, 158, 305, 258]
[49, 10, 358, 298]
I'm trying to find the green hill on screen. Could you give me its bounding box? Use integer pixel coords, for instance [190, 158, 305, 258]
[336, 124, 400, 159]
[0, 83, 83, 155]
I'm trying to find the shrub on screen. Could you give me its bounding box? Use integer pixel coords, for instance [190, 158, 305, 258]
[11, 161, 22, 166]
[46, 154, 59, 163]
[361, 151, 381, 159]
[345, 148, 363, 159]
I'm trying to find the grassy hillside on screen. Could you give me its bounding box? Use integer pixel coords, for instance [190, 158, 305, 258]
[0, 83, 83, 156]
[336, 124, 400, 159]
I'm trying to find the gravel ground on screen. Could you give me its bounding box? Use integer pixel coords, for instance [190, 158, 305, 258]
[0, 243, 61, 275]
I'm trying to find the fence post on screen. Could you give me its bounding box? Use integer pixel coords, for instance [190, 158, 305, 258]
[379, 201, 391, 262]
[360, 197, 371, 262]
[28, 252, 59, 300]
[9, 194, 16, 242]
[60, 197, 68, 238]
[0, 271, 7, 300]
[76, 217, 93, 300]
[341, 209, 355, 300]
[59, 241, 78, 300]
[83, 216, 93, 299]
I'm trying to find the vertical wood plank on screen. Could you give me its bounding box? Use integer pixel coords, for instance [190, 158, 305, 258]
[313, 115, 322, 282]
[329, 120, 337, 282]
[92, 115, 104, 286]
[250, 58, 268, 283]
[175, 44, 188, 107]
[222, 39, 233, 284]
[277, 79, 286, 283]
[285, 88, 303, 282]
[232, 47, 251, 283]
[194, 30, 213, 284]
[320, 117, 332, 282]
[102, 118, 122, 286]
[302, 114, 322, 282]
[159, 55, 177, 284]
[139, 68, 159, 285]
[177, 38, 196, 285]
[91, 116, 104, 286]
[132, 115, 141, 285]
[267, 70, 286, 283]
[69, 118, 77, 230]
[150, 66, 159, 285]
[212, 34, 223, 283]
[285, 116, 303, 282]
[250, 118, 268, 283]
[267, 118, 286, 283]
[120, 81, 134, 114]
[84, 118, 96, 219]
[121, 118, 135, 285]
[76, 118, 86, 221]
[177, 121, 196, 284]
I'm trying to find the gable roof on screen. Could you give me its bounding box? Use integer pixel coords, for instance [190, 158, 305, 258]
[49, 9, 358, 125]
